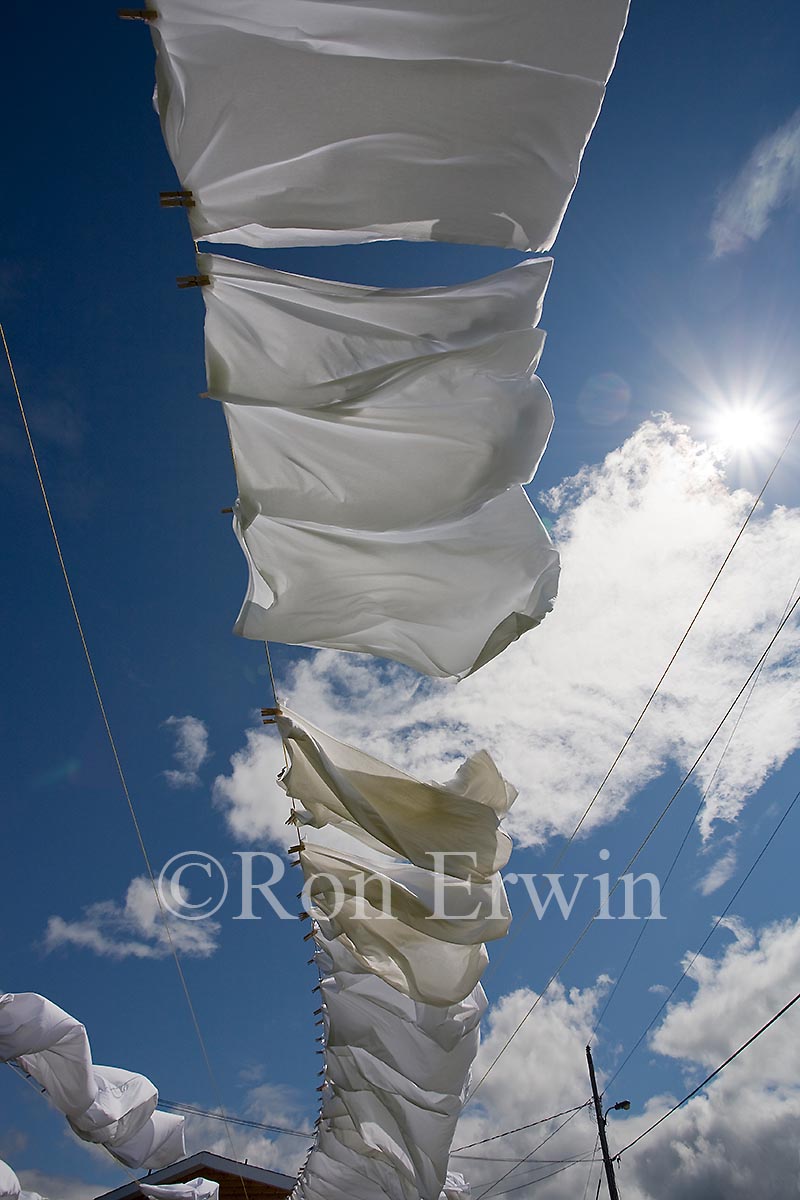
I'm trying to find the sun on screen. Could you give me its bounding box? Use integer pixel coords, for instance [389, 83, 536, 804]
[710, 402, 773, 453]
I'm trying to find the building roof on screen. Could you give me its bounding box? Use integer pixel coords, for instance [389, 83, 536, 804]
[94, 1151, 295, 1200]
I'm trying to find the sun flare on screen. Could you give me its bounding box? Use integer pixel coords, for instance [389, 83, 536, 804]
[711, 403, 773, 453]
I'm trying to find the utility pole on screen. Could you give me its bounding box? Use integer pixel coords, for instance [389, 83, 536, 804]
[586, 1044, 621, 1200]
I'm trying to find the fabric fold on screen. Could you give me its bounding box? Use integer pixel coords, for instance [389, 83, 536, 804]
[281, 712, 515, 1199]
[151, 0, 629, 250]
[0, 993, 185, 1170]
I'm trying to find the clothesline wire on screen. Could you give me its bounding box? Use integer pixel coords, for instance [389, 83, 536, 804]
[618, 984, 800, 1157]
[486, 413, 800, 983]
[466, 586, 800, 1104]
[603, 779, 800, 1095]
[589, 565, 800, 1044]
[0, 322, 249, 1198]
[158, 1097, 314, 1139]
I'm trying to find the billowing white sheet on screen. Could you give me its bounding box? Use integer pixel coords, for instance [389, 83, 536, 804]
[233, 485, 559, 677]
[0, 993, 184, 1170]
[282, 712, 515, 1198]
[151, 0, 629, 249]
[277, 708, 516, 879]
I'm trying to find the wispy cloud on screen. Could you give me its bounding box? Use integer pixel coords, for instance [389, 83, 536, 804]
[163, 714, 210, 789]
[710, 107, 800, 256]
[215, 417, 800, 852]
[44, 875, 220, 960]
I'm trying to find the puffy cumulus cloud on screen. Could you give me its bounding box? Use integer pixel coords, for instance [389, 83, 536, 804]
[212, 728, 292, 847]
[710, 107, 800, 257]
[43, 875, 220, 960]
[611, 916, 800, 1199]
[650, 916, 800, 1080]
[445, 918, 800, 1198]
[163, 714, 210, 788]
[214, 417, 800, 851]
[448, 979, 608, 1198]
[182, 1080, 311, 1177]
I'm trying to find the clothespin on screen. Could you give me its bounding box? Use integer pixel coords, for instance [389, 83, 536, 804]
[262, 706, 282, 716]
[313, 1007, 324, 1016]
[303, 928, 317, 942]
[176, 274, 210, 289]
[220, 506, 233, 514]
[289, 842, 306, 855]
[160, 189, 195, 208]
[299, 910, 310, 921]
[118, 8, 157, 20]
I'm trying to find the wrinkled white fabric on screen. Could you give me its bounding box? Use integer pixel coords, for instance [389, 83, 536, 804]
[284, 716, 516, 1199]
[304, 842, 509, 1005]
[204, 256, 560, 676]
[204, 255, 554, 531]
[202, 255, 553, 402]
[233, 485, 559, 678]
[277, 708, 515, 880]
[0, 994, 184, 1170]
[0, 1162, 19, 1200]
[293, 934, 486, 1200]
[140, 1179, 220, 1200]
[151, 0, 629, 249]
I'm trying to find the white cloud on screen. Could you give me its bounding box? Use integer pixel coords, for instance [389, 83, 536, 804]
[16, 1171, 106, 1200]
[44, 875, 220, 960]
[182, 1080, 311, 1176]
[163, 714, 210, 789]
[710, 107, 800, 256]
[697, 846, 738, 896]
[443, 916, 800, 1198]
[214, 418, 800, 852]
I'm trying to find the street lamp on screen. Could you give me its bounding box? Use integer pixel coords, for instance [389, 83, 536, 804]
[603, 1099, 631, 1123]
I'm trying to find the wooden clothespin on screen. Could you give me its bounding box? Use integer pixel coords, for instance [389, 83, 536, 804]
[176, 274, 210, 289]
[220, 506, 233, 514]
[160, 189, 195, 208]
[288, 842, 306, 855]
[303, 928, 317, 942]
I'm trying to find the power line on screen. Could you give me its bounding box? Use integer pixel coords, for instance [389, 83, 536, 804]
[452, 1103, 589, 1152]
[0, 323, 249, 1194]
[473, 1104, 588, 1199]
[158, 1098, 314, 1139]
[604, 780, 800, 1093]
[619, 985, 800, 1157]
[590, 566, 800, 1041]
[467, 588, 800, 1103]
[485, 416, 799, 982]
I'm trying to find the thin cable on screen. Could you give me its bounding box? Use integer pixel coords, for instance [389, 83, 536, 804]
[158, 1097, 313, 1139]
[619, 985, 800, 1157]
[1, 323, 249, 1196]
[468, 589, 800, 1103]
[451, 1103, 590, 1152]
[604, 780, 800, 1093]
[581, 1134, 601, 1200]
[591, 566, 800, 1041]
[473, 1105, 586, 1199]
[553, 413, 800, 860]
[486, 415, 800, 983]
[487, 1159, 587, 1197]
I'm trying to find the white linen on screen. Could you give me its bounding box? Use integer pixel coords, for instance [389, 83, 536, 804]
[151, 0, 629, 249]
[201, 255, 553, 403]
[233, 485, 559, 678]
[293, 934, 486, 1200]
[277, 708, 515, 879]
[284, 713, 516, 1197]
[0, 1162, 19, 1200]
[140, 1180, 220, 1200]
[0, 993, 185, 1170]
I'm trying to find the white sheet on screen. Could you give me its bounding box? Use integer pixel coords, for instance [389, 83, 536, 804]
[151, 0, 629, 249]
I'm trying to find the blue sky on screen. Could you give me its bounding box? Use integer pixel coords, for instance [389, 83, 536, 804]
[2, 2, 800, 1197]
